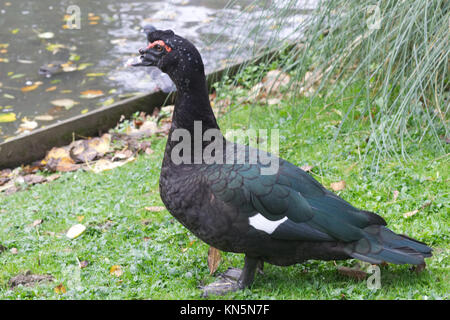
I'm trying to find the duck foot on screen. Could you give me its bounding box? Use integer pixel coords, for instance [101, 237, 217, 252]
[201, 256, 259, 297]
[201, 268, 242, 297]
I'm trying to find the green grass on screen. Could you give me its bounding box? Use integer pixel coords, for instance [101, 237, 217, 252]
[0, 71, 448, 299]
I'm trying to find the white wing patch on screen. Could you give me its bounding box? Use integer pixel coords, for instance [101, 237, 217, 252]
[249, 213, 287, 234]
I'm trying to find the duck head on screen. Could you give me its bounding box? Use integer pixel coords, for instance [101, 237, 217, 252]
[132, 29, 205, 89]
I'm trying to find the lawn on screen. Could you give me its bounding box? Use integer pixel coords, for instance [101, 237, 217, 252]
[0, 70, 448, 300]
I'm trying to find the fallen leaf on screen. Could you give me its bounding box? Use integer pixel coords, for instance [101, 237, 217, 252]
[70, 140, 98, 163]
[87, 134, 111, 154]
[3, 93, 14, 99]
[45, 86, 58, 92]
[101, 97, 115, 107]
[207, 246, 221, 275]
[10, 248, 18, 254]
[32, 219, 43, 227]
[66, 224, 86, 239]
[54, 283, 66, 294]
[10, 73, 25, 79]
[50, 98, 79, 110]
[300, 165, 313, 172]
[54, 159, 80, 172]
[110, 265, 123, 277]
[112, 149, 133, 161]
[80, 90, 104, 99]
[35, 115, 54, 121]
[17, 59, 34, 64]
[262, 70, 291, 94]
[45, 173, 61, 182]
[46, 147, 72, 160]
[403, 209, 419, 218]
[90, 157, 135, 173]
[79, 260, 89, 269]
[330, 180, 346, 191]
[16, 119, 38, 133]
[86, 73, 105, 77]
[77, 63, 93, 70]
[0, 113, 16, 122]
[144, 206, 165, 212]
[23, 174, 46, 185]
[62, 64, 77, 72]
[38, 32, 55, 39]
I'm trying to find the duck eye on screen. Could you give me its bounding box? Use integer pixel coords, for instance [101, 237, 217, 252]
[154, 44, 163, 52]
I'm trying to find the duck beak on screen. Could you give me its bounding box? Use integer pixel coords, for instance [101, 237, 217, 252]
[131, 55, 155, 67]
[131, 47, 158, 67]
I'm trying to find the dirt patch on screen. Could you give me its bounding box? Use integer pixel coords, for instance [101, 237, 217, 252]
[9, 272, 54, 288]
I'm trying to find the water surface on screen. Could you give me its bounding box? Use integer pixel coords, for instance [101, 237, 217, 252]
[0, 0, 314, 142]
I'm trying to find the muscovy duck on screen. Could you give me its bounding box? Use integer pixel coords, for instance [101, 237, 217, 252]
[132, 29, 432, 294]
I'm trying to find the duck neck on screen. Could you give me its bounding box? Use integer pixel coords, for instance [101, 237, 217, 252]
[171, 72, 218, 132]
[166, 71, 221, 153]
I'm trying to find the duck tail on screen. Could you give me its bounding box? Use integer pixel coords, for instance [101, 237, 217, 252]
[345, 225, 432, 265]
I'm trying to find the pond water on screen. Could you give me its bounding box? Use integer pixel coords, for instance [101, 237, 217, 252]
[0, 0, 315, 142]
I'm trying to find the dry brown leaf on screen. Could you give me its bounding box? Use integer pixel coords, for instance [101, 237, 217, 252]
[46, 147, 72, 160]
[80, 89, 104, 99]
[337, 266, 367, 281]
[262, 70, 290, 94]
[54, 283, 66, 294]
[50, 98, 79, 109]
[23, 174, 46, 185]
[207, 246, 221, 275]
[110, 265, 123, 277]
[35, 114, 54, 121]
[403, 209, 419, 218]
[54, 158, 81, 172]
[330, 180, 346, 191]
[79, 260, 89, 269]
[16, 119, 38, 133]
[72, 144, 98, 163]
[32, 219, 43, 227]
[87, 134, 111, 154]
[90, 157, 135, 173]
[21, 84, 40, 92]
[45, 173, 61, 182]
[144, 206, 165, 212]
[300, 165, 313, 172]
[45, 86, 57, 92]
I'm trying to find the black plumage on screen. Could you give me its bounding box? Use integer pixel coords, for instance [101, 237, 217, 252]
[132, 29, 432, 292]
